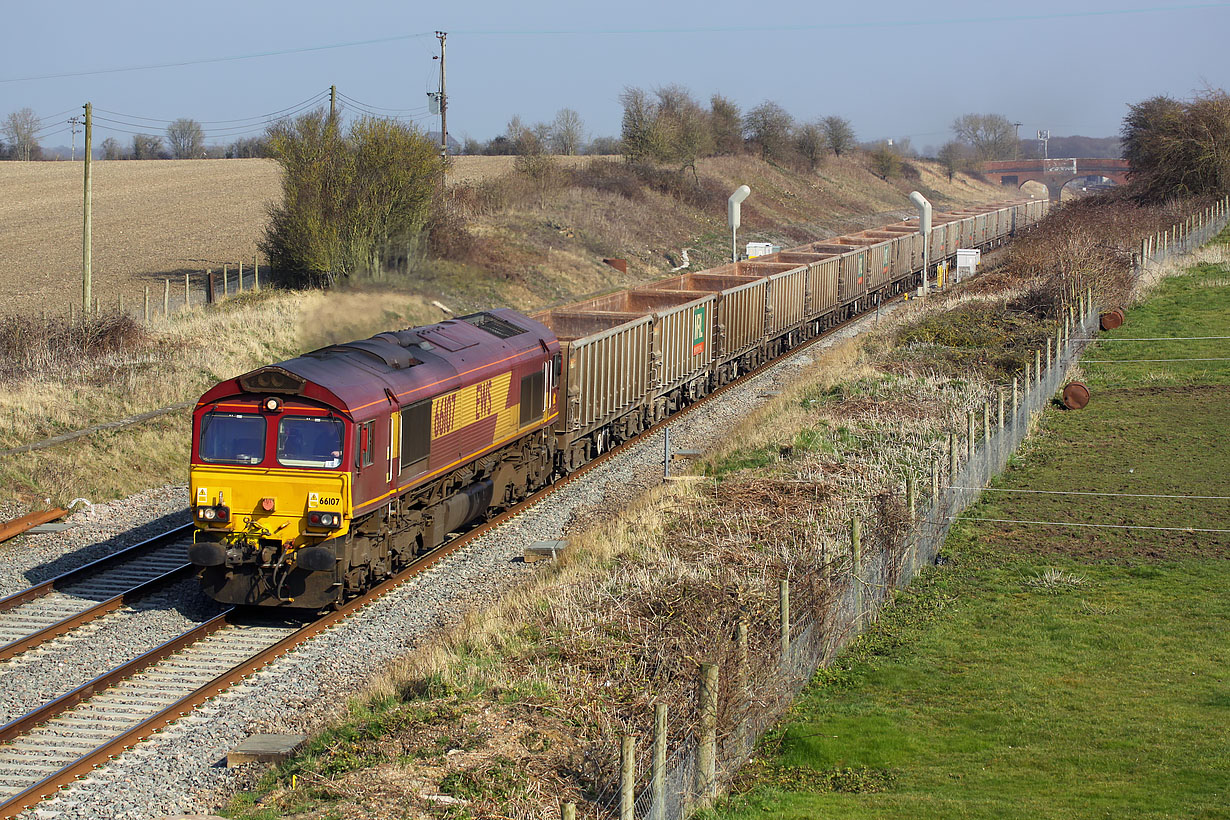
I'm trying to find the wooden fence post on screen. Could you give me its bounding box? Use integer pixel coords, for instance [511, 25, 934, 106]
[561, 802, 576, 820]
[734, 620, 749, 755]
[695, 663, 719, 805]
[163, 279, 170, 316]
[118, 293, 123, 315]
[651, 703, 667, 820]
[1034, 349, 1042, 388]
[185, 271, 191, 308]
[997, 388, 1005, 430]
[254, 257, 260, 290]
[238, 260, 244, 293]
[620, 734, 635, 820]
[223, 263, 229, 297]
[143, 286, 149, 323]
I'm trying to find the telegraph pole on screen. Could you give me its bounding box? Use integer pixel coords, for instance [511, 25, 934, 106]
[436, 31, 447, 157]
[329, 84, 337, 122]
[82, 102, 93, 313]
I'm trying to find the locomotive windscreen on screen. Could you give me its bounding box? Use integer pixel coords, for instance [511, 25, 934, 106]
[199, 413, 265, 465]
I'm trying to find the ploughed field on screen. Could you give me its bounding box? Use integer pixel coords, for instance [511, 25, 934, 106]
[0, 159, 280, 317]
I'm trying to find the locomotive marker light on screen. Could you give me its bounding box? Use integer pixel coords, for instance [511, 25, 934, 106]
[909, 191, 932, 299]
[263, 396, 283, 413]
[728, 185, 751, 263]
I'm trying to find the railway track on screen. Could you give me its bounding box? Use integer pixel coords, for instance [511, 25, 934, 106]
[0, 525, 194, 664]
[0, 296, 910, 817]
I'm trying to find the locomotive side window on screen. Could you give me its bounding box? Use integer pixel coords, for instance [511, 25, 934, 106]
[520, 370, 545, 426]
[400, 400, 431, 474]
[199, 413, 265, 465]
[276, 417, 343, 469]
[356, 421, 375, 468]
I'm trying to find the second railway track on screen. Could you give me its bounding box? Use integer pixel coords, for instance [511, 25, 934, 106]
[0, 525, 195, 664]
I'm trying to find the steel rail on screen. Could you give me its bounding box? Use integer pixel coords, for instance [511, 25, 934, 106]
[0, 524, 193, 614]
[0, 279, 919, 818]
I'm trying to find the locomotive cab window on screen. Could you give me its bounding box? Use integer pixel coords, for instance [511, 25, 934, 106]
[520, 370, 545, 426]
[277, 416, 344, 469]
[400, 400, 431, 474]
[199, 412, 266, 465]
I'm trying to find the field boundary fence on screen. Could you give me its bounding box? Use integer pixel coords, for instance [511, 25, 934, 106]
[581, 196, 1230, 820]
[52, 257, 266, 326]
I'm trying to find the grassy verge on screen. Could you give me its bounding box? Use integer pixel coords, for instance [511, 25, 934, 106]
[710, 239, 1230, 820]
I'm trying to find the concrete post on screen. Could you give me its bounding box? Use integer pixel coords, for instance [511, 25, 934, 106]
[906, 473, 916, 522]
[562, 803, 576, 820]
[949, 433, 959, 483]
[997, 388, 1005, 430]
[184, 271, 190, 308]
[696, 663, 718, 804]
[850, 518, 862, 628]
[163, 279, 170, 316]
[779, 579, 790, 662]
[967, 410, 975, 460]
[1034, 349, 1042, 388]
[143, 286, 149, 323]
[651, 703, 667, 820]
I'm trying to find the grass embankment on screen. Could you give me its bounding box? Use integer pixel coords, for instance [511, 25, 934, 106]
[711, 238, 1230, 820]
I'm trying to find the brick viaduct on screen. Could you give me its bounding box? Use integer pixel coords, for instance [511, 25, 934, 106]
[981, 158, 1130, 200]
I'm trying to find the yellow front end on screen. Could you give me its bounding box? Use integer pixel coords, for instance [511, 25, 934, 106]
[189, 464, 355, 608]
[190, 465, 351, 547]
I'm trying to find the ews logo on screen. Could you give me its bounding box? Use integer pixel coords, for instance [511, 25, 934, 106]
[475, 381, 493, 419]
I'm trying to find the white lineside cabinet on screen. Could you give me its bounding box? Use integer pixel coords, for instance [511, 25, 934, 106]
[955, 248, 981, 282]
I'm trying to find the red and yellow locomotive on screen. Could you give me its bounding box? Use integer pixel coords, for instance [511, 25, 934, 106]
[188, 309, 560, 609]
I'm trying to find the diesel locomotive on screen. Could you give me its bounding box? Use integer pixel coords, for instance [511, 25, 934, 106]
[189, 198, 1047, 609]
[189, 309, 560, 608]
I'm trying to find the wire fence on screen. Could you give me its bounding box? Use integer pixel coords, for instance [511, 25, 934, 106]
[584, 198, 1230, 820]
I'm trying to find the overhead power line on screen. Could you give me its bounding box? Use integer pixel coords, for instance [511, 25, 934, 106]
[94, 90, 330, 126]
[3, 4, 1227, 84]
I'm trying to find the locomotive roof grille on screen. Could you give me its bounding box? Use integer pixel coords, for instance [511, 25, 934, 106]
[461, 312, 528, 339]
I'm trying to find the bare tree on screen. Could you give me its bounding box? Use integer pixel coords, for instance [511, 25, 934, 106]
[744, 100, 794, 161]
[951, 113, 1017, 161]
[709, 94, 743, 155]
[166, 118, 205, 159]
[619, 87, 662, 162]
[1122, 89, 1230, 200]
[505, 115, 543, 156]
[794, 120, 827, 170]
[100, 137, 125, 160]
[2, 108, 41, 161]
[131, 134, 164, 160]
[937, 140, 969, 181]
[550, 108, 585, 155]
[822, 116, 856, 157]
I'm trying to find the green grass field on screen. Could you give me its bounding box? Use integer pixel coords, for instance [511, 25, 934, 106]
[712, 247, 1230, 819]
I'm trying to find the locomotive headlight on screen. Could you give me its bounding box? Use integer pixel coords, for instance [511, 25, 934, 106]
[201, 507, 217, 521]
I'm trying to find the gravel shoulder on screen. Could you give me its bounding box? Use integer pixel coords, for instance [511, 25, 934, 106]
[17, 304, 902, 820]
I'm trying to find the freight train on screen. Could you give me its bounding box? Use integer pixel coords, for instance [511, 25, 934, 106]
[188, 198, 1047, 609]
